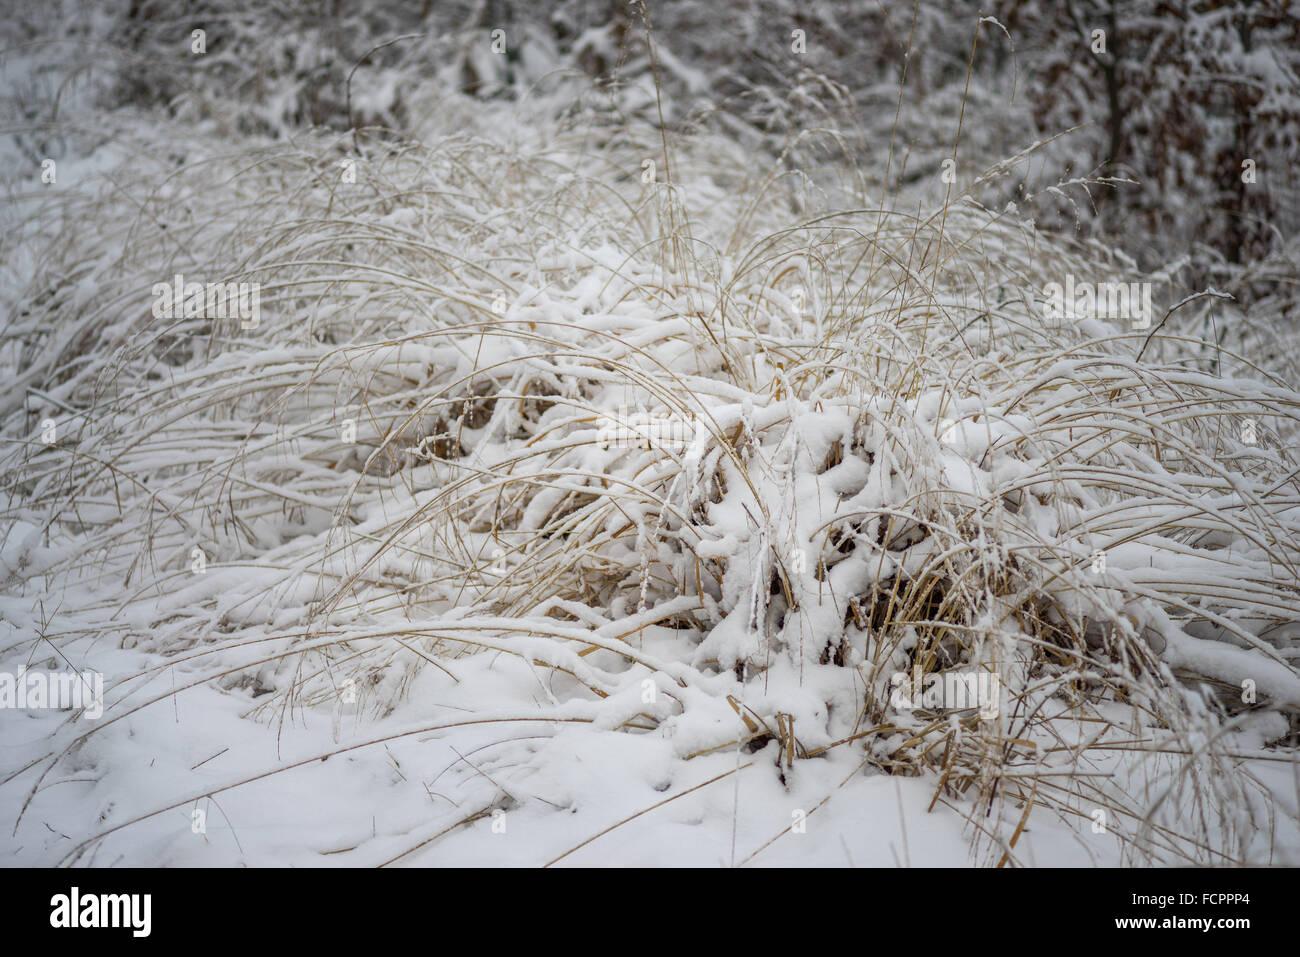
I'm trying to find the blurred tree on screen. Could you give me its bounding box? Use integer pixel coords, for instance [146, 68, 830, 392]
[1000, 0, 1300, 268]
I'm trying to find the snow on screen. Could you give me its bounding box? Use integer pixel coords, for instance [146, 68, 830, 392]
[1, 1, 1298, 870]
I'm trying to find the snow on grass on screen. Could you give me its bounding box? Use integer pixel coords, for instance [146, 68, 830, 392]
[2, 77, 1299, 867]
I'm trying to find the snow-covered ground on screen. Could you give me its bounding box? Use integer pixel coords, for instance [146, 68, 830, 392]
[3, 5, 1299, 868]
